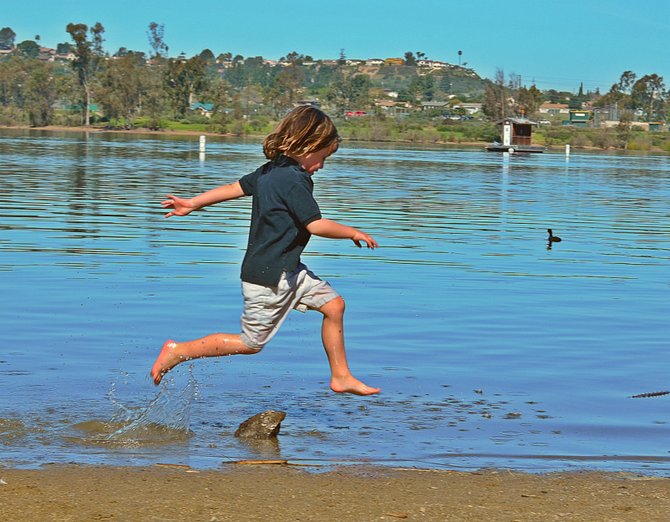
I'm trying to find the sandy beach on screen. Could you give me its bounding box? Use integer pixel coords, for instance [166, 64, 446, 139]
[1, 464, 668, 521]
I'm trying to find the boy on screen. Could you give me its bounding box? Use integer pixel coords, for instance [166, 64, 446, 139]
[151, 106, 380, 396]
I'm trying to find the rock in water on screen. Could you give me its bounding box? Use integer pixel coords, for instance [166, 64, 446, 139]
[234, 410, 286, 439]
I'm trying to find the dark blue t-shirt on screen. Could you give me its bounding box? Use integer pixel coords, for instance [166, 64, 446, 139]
[238, 155, 322, 286]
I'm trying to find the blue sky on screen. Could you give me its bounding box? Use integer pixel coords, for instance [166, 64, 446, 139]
[6, 0, 670, 93]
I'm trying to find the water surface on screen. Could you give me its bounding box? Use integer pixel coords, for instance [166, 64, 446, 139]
[1, 129, 668, 474]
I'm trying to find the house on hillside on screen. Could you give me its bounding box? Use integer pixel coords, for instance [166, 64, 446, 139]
[453, 102, 482, 115]
[191, 102, 214, 118]
[375, 100, 410, 117]
[38, 47, 57, 62]
[421, 101, 449, 111]
[417, 60, 448, 69]
[538, 102, 570, 117]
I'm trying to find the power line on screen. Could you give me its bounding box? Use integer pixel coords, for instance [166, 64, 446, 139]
[510, 73, 612, 92]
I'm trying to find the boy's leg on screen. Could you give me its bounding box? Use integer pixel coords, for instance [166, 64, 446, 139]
[319, 297, 380, 396]
[151, 333, 257, 385]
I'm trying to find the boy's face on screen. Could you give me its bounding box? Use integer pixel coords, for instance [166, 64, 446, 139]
[294, 143, 338, 175]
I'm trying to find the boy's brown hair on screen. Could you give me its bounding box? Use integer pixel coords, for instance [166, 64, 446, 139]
[263, 106, 340, 160]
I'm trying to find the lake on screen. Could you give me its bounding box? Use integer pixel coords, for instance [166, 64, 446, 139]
[1, 128, 668, 475]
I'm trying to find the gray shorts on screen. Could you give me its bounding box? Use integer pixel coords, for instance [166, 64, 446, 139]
[240, 263, 340, 350]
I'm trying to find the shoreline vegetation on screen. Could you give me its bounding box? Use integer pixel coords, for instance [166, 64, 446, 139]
[1, 464, 669, 521]
[5, 122, 670, 153]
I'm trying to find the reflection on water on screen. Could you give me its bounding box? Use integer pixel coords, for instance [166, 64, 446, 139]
[0, 129, 669, 474]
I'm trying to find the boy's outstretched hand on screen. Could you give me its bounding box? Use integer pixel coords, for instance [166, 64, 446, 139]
[351, 230, 378, 249]
[162, 194, 196, 218]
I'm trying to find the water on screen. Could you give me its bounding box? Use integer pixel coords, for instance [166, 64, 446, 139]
[1, 129, 668, 475]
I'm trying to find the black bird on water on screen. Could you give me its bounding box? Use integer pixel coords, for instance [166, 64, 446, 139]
[547, 229, 561, 242]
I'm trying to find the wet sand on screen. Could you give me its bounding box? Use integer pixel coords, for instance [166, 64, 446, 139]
[1, 464, 668, 521]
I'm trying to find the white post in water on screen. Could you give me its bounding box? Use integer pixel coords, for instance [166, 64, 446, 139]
[565, 144, 571, 157]
[199, 135, 206, 153]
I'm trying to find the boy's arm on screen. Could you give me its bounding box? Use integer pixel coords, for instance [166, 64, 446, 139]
[306, 218, 378, 249]
[162, 181, 245, 218]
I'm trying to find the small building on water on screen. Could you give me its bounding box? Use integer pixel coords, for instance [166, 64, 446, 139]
[486, 117, 545, 153]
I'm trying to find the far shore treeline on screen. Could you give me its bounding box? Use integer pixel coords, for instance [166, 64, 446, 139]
[1, 22, 670, 151]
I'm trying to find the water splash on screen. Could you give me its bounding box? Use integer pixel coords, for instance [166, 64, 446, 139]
[67, 367, 199, 447]
[105, 366, 199, 443]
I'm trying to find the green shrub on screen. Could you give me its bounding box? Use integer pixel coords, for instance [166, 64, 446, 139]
[0, 106, 27, 126]
[627, 136, 652, 151]
[569, 133, 590, 148]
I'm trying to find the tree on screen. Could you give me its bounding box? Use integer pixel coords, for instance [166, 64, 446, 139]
[147, 22, 168, 59]
[208, 77, 233, 129]
[617, 70, 637, 94]
[482, 68, 507, 120]
[282, 51, 305, 65]
[338, 49, 346, 66]
[265, 64, 304, 115]
[598, 70, 638, 112]
[400, 75, 434, 103]
[516, 84, 542, 116]
[16, 40, 40, 58]
[631, 74, 666, 121]
[0, 27, 16, 50]
[0, 57, 29, 108]
[143, 22, 169, 129]
[165, 56, 208, 117]
[56, 42, 74, 55]
[404, 51, 416, 66]
[325, 72, 371, 113]
[96, 52, 145, 127]
[198, 48, 215, 63]
[66, 22, 105, 126]
[142, 64, 167, 130]
[24, 61, 56, 126]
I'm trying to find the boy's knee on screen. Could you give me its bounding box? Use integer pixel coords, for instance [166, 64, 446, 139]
[239, 334, 266, 353]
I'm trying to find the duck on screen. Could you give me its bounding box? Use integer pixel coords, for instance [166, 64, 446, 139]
[547, 229, 562, 242]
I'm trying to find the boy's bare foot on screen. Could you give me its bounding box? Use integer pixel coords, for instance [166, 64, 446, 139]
[150, 340, 182, 385]
[330, 375, 381, 396]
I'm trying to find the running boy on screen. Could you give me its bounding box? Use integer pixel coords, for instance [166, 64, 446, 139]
[151, 106, 380, 395]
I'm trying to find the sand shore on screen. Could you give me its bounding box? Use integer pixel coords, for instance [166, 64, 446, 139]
[1, 463, 668, 521]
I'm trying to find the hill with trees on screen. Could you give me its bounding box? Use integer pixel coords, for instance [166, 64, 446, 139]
[1, 22, 669, 150]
